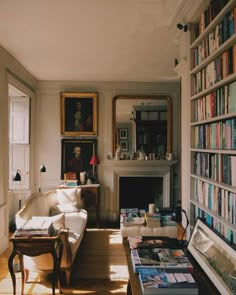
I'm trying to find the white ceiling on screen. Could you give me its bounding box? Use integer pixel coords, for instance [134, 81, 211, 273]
[0, 0, 184, 82]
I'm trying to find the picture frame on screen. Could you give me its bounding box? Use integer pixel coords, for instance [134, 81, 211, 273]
[119, 128, 128, 139]
[61, 138, 97, 180]
[120, 140, 128, 151]
[187, 218, 236, 295]
[61, 92, 98, 136]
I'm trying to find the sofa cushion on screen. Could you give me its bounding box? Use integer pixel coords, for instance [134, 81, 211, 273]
[40, 212, 66, 229]
[56, 188, 82, 208]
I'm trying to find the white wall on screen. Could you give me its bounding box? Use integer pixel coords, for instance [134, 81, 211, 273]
[0, 46, 37, 253]
[36, 81, 180, 221]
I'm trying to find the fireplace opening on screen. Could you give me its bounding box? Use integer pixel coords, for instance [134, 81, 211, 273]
[119, 176, 167, 211]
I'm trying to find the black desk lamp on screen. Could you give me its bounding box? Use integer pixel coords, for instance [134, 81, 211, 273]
[175, 201, 190, 241]
[39, 164, 46, 192]
[13, 169, 22, 210]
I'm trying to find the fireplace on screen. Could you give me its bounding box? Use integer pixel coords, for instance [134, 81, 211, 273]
[113, 163, 172, 216]
[119, 176, 166, 211]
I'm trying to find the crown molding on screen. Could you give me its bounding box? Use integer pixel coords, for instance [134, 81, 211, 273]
[169, 0, 209, 41]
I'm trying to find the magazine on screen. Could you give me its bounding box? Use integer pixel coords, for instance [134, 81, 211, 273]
[139, 267, 198, 295]
[131, 247, 193, 273]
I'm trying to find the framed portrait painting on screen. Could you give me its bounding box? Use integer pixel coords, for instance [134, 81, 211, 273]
[61, 138, 97, 180]
[61, 92, 98, 136]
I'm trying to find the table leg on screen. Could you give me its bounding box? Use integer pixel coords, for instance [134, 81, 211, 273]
[127, 280, 132, 295]
[18, 254, 25, 295]
[51, 240, 63, 295]
[8, 250, 16, 295]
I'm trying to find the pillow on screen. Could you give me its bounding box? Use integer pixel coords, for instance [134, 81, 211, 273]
[56, 188, 81, 207]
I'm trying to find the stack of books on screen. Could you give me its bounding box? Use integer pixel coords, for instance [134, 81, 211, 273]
[145, 213, 161, 228]
[120, 208, 145, 227]
[15, 216, 54, 237]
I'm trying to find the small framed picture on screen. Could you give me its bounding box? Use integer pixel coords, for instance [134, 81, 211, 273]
[120, 140, 128, 151]
[119, 128, 128, 139]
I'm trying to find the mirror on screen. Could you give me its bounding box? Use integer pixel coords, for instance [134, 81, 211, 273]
[112, 95, 172, 157]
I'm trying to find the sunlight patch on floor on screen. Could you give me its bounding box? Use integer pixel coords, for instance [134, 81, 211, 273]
[109, 265, 129, 280]
[109, 232, 123, 244]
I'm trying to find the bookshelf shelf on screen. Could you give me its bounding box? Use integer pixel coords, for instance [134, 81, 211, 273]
[190, 198, 236, 232]
[189, 0, 236, 244]
[190, 148, 236, 154]
[190, 33, 236, 74]
[190, 173, 236, 193]
[190, 72, 236, 100]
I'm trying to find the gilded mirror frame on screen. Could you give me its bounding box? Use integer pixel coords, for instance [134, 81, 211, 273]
[112, 95, 172, 155]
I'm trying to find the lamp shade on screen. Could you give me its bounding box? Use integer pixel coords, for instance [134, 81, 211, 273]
[40, 164, 46, 172]
[13, 170, 21, 181]
[89, 155, 100, 165]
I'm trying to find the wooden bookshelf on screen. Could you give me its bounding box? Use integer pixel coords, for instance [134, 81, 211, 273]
[189, 0, 236, 244]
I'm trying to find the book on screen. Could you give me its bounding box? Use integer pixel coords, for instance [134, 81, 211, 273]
[131, 247, 193, 273]
[138, 267, 198, 295]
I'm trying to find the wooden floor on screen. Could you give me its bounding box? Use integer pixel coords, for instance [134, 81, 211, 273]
[0, 224, 129, 294]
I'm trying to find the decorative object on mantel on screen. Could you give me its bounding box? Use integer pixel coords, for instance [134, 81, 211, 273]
[90, 155, 100, 183]
[39, 164, 46, 192]
[13, 169, 22, 210]
[114, 144, 121, 160]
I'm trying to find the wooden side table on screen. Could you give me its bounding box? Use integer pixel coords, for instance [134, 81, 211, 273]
[81, 184, 100, 227]
[8, 231, 63, 295]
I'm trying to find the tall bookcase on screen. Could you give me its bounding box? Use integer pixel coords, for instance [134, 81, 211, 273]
[189, 0, 236, 244]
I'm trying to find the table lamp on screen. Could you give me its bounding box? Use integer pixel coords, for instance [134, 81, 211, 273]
[89, 155, 100, 183]
[39, 164, 46, 192]
[13, 169, 22, 210]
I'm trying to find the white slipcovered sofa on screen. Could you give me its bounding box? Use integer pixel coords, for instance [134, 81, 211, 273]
[15, 187, 87, 285]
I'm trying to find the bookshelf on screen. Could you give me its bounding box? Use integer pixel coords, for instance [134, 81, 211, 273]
[189, 0, 236, 244]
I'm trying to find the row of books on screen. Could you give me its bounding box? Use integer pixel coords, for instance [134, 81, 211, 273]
[193, 152, 236, 185]
[15, 216, 54, 237]
[193, 118, 236, 150]
[192, 81, 236, 122]
[193, 178, 236, 224]
[192, 45, 236, 95]
[127, 236, 198, 295]
[198, 0, 230, 35]
[193, 7, 236, 68]
[193, 205, 236, 244]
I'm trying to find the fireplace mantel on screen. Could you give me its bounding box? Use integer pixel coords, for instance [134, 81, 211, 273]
[102, 160, 178, 220]
[103, 159, 178, 168]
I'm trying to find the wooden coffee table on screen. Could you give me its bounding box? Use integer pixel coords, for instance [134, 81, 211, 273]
[8, 231, 63, 295]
